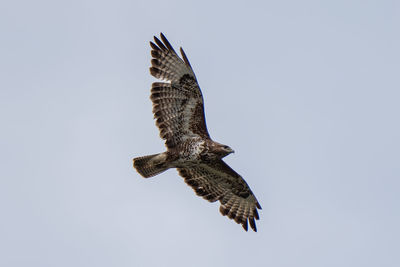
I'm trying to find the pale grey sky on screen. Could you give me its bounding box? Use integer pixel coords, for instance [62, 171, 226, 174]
[1, 0, 399, 266]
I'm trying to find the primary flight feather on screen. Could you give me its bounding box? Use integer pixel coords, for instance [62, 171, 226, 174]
[133, 33, 261, 232]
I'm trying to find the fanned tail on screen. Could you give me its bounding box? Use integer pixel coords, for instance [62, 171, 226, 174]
[133, 153, 169, 178]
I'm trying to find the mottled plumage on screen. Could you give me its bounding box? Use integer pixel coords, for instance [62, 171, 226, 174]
[133, 33, 261, 232]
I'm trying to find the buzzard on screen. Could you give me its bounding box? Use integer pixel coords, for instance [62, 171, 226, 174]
[133, 33, 262, 232]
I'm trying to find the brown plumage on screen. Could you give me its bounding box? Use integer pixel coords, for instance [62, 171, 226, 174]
[133, 33, 261, 232]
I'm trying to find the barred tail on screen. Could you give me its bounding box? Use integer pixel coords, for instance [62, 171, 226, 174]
[133, 152, 169, 178]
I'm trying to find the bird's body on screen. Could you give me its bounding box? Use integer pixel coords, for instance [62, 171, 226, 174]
[133, 33, 261, 232]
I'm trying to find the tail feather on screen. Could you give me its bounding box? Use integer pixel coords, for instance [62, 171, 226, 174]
[133, 153, 169, 178]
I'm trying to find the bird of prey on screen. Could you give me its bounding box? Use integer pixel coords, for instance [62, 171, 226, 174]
[133, 33, 261, 232]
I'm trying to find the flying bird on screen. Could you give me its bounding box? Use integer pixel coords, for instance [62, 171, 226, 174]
[133, 33, 261, 232]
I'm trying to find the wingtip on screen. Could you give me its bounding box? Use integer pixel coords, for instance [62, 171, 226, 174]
[242, 220, 248, 231]
[153, 35, 166, 51]
[160, 33, 176, 54]
[180, 47, 192, 67]
[160, 32, 166, 40]
[150, 41, 159, 51]
[249, 217, 257, 232]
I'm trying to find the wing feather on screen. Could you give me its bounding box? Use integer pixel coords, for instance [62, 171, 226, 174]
[149, 33, 209, 148]
[178, 160, 262, 232]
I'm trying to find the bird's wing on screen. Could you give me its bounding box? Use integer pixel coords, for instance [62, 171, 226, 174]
[178, 160, 262, 232]
[149, 33, 210, 149]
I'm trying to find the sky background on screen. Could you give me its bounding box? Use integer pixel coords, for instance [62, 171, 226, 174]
[1, 0, 399, 266]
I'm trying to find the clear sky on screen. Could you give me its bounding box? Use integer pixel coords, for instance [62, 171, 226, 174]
[1, 0, 399, 266]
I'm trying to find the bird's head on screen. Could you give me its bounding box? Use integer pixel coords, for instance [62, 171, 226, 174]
[222, 145, 234, 154]
[216, 144, 235, 158]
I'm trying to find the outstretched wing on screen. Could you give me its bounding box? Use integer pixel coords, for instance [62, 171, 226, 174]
[178, 160, 262, 232]
[149, 33, 210, 149]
